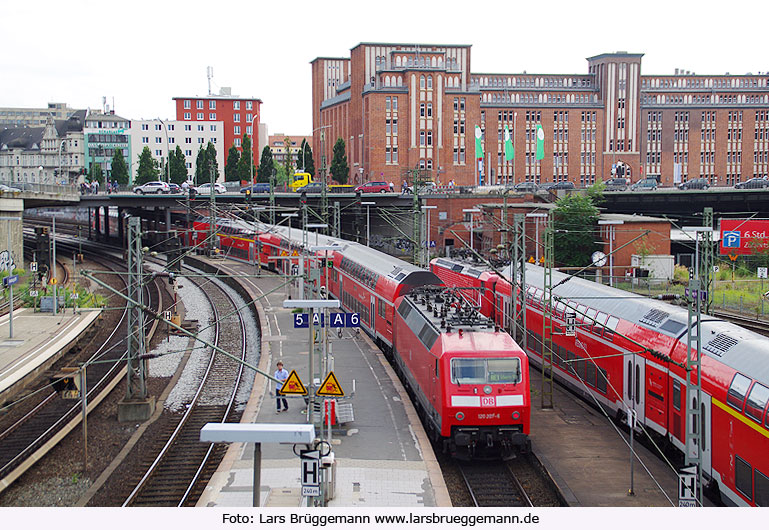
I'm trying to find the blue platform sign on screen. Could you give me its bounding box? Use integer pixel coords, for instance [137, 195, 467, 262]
[346, 313, 360, 327]
[330, 313, 346, 328]
[311, 313, 324, 327]
[293, 313, 309, 328]
[3, 274, 19, 287]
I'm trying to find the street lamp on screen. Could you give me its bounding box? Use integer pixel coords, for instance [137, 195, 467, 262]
[157, 118, 170, 183]
[526, 212, 548, 262]
[421, 205, 437, 267]
[361, 201, 375, 246]
[462, 208, 480, 253]
[598, 219, 624, 286]
[249, 116, 259, 186]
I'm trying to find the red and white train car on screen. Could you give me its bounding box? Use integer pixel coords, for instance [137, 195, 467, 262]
[432, 256, 769, 506]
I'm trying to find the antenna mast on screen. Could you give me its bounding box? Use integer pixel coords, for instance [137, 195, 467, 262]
[207, 66, 214, 96]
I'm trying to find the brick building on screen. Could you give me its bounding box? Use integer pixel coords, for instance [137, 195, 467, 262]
[172, 88, 262, 173]
[311, 43, 769, 189]
[268, 134, 313, 169]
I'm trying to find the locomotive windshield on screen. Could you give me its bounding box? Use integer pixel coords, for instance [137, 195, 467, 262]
[451, 358, 521, 385]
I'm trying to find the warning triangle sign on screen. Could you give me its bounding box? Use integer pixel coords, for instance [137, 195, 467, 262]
[316, 371, 345, 397]
[279, 370, 307, 395]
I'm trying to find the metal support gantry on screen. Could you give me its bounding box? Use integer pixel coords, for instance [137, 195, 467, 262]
[541, 210, 555, 410]
[511, 213, 527, 350]
[126, 217, 148, 400]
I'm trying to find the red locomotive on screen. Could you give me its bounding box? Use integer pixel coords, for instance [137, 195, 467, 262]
[190, 217, 531, 458]
[393, 287, 530, 458]
[431, 257, 769, 506]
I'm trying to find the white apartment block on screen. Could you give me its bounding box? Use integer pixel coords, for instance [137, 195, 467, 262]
[129, 119, 225, 183]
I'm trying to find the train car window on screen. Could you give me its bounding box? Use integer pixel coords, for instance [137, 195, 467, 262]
[604, 316, 619, 340]
[554, 301, 566, 317]
[635, 365, 640, 404]
[756, 470, 769, 507]
[585, 308, 598, 325]
[435, 359, 439, 378]
[727, 373, 752, 411]
[418, 324, 439, 350]
[593, 312, 608, 334]
[585, 361, 597, 388]
[745, 383, 769, 423]
[673, 379, 681, 411]
[567, 351, 576, 374]
[735, 456, 753, 501]
[597, 368, 608, 393]
[576, 305, 587, 321]
[397, 300, 412, 319]
[578, 355, 587, 382]
[691, 397, 698, 434]
[701, 402, 707, 452]
[451, 358, 485, 384]
[628, 361, 633, 402]
[487, 358, 522, 384]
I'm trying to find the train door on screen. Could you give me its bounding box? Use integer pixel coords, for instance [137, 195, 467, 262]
[370, 296, 376, 334]
[624, 354, 646, 427]
[689, 393, 713, 477]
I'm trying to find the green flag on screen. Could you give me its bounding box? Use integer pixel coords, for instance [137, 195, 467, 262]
[475, 125, 484, 159]
[535, 124, 545, 161]
[504, 125, 514, 161]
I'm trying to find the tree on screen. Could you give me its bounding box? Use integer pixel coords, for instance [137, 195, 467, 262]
[169, 145, 188, 184]
[225, 144, 241, 182]
[297, 139, 315, 177]
[257, 145, 274, 183]
[195, 145, 208, 185]
[135, 146, 159, 185]
[237, 134, 255, 182]
[205, 142, 219, 183]
[330, 138, 349, 184]
[110, 148, 129, 185]
[553, 193, 601, 267]
[88, 162, 104, 185]
[283, 136, 294, 180]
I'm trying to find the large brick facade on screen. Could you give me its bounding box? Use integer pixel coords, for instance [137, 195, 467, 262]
[312, 43, 769, 190]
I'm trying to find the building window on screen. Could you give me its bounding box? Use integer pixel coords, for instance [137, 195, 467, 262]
[209, 101, 216, 109]
[234, 101, 241, 110]
[184, 100, 191, 109]
[156, 137, 162, 143]
[185, 149, 192, 156]
[427, 103, 432, 117]
[155, 149, 162, 156]
[246, 113, 252, 122]
[246, 126, 252, 135]
[386, 97, 391, 111]
[184, 113, 191, 120]
[142, 137, 149, 144]
[184, 124, 191, 131]
[210, 124, 217, 131]
[185, 138, 192, 144]
[197, 113, 204, 120]
[196, 101, 203, 109]
[234, 126, 241, 135]
[209, 113, 216, 120]
[420, 104, 425, 117]
[393, 97, 398, 111]
[235, 138, 241, 147]
[234, 113, 241, 122]
[427, 131, 432, 146]
[246, 101, 253, 110]
[427, 76, 432, 89]
[141, 124, 149, 130]
[420, 131, 425, 146]
[198, 138, 204, 144]
[198, 125, 204, 131]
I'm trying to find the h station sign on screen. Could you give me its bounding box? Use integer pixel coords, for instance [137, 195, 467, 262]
[720, 219, 769, 256]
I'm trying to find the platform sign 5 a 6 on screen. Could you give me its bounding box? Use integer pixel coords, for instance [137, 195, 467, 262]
[720, 219, 769, 255]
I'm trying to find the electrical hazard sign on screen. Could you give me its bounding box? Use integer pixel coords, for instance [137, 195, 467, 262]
[279, 370, 307, 395]
[316, 371, 345, 397]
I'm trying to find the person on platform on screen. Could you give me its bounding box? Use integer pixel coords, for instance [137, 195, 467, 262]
[274, 361, 289, 413]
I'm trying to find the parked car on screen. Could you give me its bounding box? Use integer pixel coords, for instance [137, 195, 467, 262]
[404, 181, 438, 194]
[296, 182, 327, 194]
[168, 183, 182, 194]
[133, 181, 170, 194]
[678, 177, 710, 190]
[630, 177, 659, 191]
[539, 181, 575, 191]
[355, 181, 392, 193]
[240, 182, 271, 194]
[734, 177, 769, 189]
[195, 182, 227, 194]
[603, 177, 629, 191]
[514, 181, 539, 193]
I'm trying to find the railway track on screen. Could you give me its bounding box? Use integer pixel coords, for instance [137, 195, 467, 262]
[122, 265, 249, 507]
[0, 248, 163, 494]
[457, 461, 533, 507]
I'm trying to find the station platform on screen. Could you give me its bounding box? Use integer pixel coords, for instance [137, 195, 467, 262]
[193, 258, 451, 508]
[0, 307, 101, 401]
[528, 367, 714, 506]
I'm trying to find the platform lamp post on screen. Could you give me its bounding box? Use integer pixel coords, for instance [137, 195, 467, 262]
[598, 219, 624, 287]
[526, 212, 548, 263]
[421, 205, 437, 268]
[249, 117, 259, 185]
[462, 208, 480, 254]
[360, 202, 375, 246]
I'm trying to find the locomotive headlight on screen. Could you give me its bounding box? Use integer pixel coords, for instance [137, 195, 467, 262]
[455, 412, 465, 421]
[483, 385, 492, 395]
[512, 411, 521, 420]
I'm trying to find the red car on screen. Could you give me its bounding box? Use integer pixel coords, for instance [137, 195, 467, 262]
[354, 181, 392, 193]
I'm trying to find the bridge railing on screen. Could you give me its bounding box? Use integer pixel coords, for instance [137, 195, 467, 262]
[0, 180, 79, 196]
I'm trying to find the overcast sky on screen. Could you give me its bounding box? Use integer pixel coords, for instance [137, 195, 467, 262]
[2, 0, 767, 135]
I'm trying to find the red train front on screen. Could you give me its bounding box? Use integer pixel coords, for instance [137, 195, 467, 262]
[392, 287, 530, 459]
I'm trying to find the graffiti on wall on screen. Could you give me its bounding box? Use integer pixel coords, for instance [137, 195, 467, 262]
[0, 250, 15, 273]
